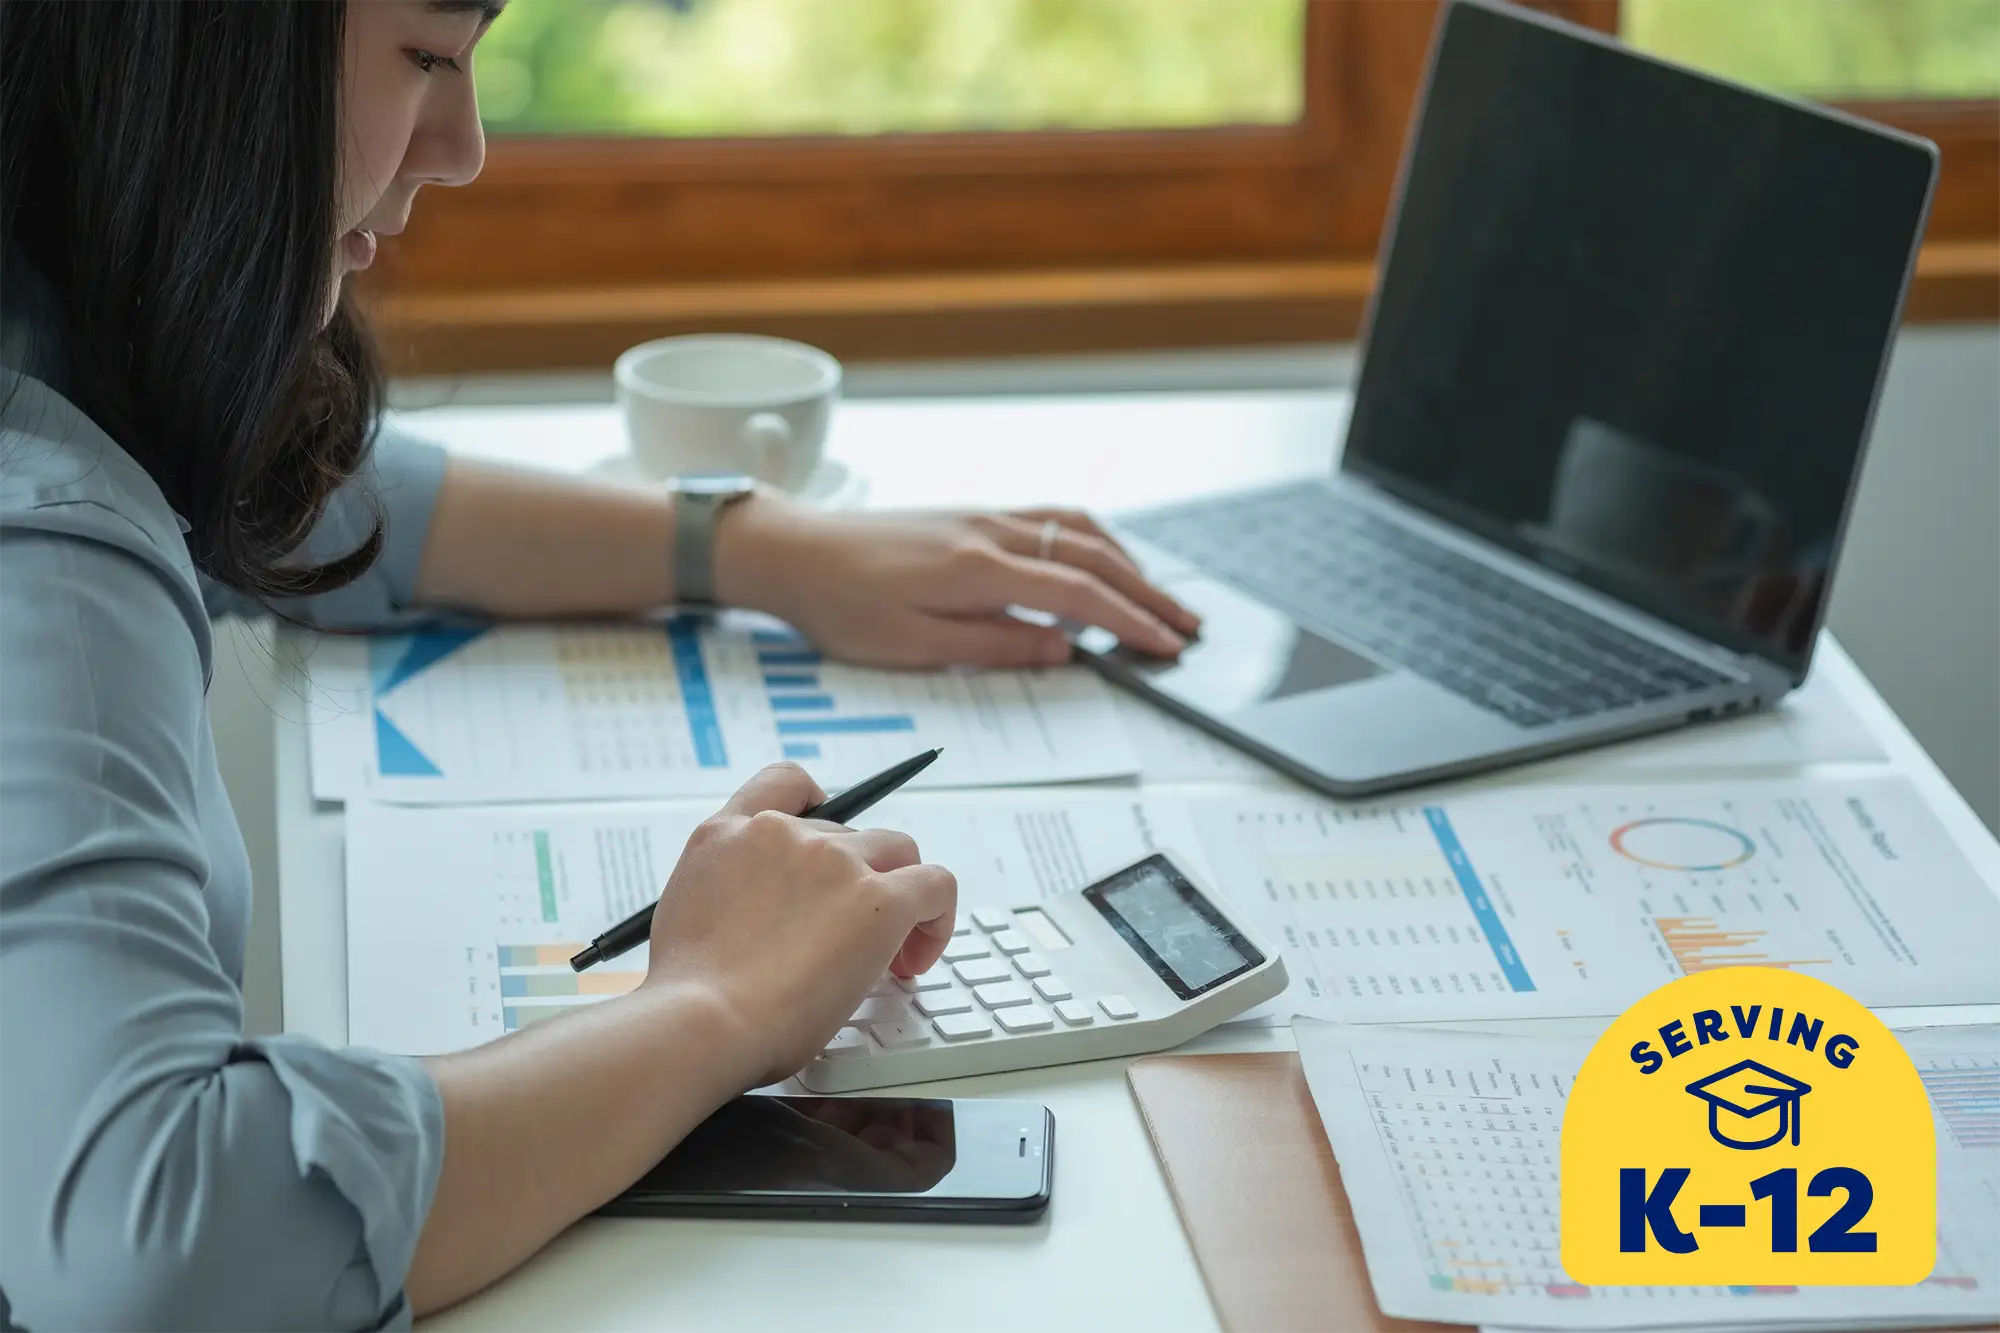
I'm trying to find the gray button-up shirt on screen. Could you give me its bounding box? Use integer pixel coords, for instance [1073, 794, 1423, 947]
[1, 251, 448, 1330]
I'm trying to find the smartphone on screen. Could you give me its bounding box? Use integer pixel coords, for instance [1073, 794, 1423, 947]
[601, 1094, 1054, 1223]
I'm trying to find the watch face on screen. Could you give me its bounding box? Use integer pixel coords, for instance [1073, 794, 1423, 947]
[676, 472, 758, 497]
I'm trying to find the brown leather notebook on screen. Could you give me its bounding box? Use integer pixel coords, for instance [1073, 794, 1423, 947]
[1128, 1050, 1456, 1333]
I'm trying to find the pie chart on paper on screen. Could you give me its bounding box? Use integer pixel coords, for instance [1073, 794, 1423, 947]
[1608, 816, 1757, 872]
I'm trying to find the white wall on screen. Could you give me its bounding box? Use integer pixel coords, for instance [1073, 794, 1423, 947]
[1826, 324, 2000, 833]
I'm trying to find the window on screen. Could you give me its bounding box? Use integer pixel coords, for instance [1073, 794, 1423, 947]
[362, 0, 1997, 375]
[364, 0, 1440, 370]
[474, 0, 1308, 136]
[1624, 0, 2000, 99]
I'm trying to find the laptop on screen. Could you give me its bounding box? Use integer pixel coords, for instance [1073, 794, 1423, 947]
[1077, 0, 1937, 798]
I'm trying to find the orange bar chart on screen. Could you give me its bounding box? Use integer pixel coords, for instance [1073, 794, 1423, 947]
[498, 941, 643, 1031]
[1654, 916, 1831, 974]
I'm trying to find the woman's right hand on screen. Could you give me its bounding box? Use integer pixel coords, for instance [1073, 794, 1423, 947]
[643, 762, 958, 1085]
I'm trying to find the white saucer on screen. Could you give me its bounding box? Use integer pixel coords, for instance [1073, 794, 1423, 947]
[588, 455, 869, 510]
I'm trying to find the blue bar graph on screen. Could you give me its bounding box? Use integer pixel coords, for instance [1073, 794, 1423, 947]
[770, 695, 835, 712]
[1424, 807, 1536, 993]
[754, 630, 919, 745]
[777, 716, 918, 736]
[668, 619, 728, 768]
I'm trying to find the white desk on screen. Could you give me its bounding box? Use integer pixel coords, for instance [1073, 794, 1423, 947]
[275, 389, 2000, 1331]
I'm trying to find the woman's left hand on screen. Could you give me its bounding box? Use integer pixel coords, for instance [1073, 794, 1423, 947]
[713, 491, 1202, 669]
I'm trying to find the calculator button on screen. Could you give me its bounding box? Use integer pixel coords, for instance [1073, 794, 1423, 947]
[1054, 1000, 1095, 1026]
[972, 980, 1034, 1009]
[995, 1004, 1054, 1034]
[850, 996, 905, 1025]
[1098, 995, 1139, 1020]
[952, 914, 973, 936]
[940, 937, 991, 963]
[913, 989, 973, 1017]
[952, 959, 1012, 986]
[1012, 952, 1051, 978]
[867, 977, 897, 998]
[971, 906, 1013, 933]
[820, 1028, 871, 1059]
[898, 966, 953, 992]
[871, 1019, 931, 1049]
[989, 928, 1031, 955]
[1033, 976, 1072, 1003]
[932, 1012, 994, 1042]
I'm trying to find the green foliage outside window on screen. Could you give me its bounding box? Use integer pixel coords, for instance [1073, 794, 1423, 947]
[473, 0, 1307, 137]
[1625, 0, 2000, 100]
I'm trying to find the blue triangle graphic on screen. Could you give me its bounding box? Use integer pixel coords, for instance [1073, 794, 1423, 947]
[368, 627, 488, 697]
[374, 708, 443, 777]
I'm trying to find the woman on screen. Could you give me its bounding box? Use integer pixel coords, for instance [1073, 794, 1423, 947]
[0, 3, 1198, 1327]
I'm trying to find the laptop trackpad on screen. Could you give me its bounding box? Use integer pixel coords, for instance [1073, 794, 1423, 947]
[1116, 575, 1384, 713]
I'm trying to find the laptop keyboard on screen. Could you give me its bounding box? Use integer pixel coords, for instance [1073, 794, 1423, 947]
[1124, 486, 1732, 728]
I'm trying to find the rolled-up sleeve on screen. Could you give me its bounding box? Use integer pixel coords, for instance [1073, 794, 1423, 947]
[202, 420, 449, 629]
[0, 522, 444, 1330]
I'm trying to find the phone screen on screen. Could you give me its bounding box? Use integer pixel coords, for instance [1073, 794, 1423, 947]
[613, 1095, 1051, 1214]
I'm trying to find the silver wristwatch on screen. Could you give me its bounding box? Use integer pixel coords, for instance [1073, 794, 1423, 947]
[669, 474, 758, 608]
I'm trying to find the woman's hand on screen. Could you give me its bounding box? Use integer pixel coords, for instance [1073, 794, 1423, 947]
[644, 762, 958, 1085]
[713, 490, 1203, 669]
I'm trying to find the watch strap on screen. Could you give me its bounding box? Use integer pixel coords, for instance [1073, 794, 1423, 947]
[672, 485, 753, 607]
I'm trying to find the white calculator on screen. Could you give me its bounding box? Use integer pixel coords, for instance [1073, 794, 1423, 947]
[797, 851, 1287, 1093]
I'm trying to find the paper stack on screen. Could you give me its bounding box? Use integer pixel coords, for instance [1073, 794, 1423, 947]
[1294, 1020, 2000, 1333]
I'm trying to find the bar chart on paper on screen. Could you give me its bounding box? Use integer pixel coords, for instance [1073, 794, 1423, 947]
[1180, 777, 2000, 1023]
[309, 618, 1140, 804]
[750, 629, 939, 770]
[345, 789, 1170, 1055]
[345, 808, 692, 1053]
[497, 944, 644, 1032]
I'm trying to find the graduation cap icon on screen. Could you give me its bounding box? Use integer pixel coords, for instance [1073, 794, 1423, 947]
[1685, 1059, 1812, 1150]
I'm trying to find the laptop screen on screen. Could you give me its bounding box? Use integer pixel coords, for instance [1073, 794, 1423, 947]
[1340, 0, 1935, 676]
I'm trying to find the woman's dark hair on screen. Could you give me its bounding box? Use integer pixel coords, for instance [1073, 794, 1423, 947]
[0, 0, 383, 599]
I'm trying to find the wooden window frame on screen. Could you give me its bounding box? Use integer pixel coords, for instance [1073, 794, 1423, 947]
[363, 0, 1999, 375]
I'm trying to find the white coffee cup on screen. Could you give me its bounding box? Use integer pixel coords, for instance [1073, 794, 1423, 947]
[614, 334, 841, 490]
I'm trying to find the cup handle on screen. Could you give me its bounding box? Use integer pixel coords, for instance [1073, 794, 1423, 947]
[741, 413, 793, 486]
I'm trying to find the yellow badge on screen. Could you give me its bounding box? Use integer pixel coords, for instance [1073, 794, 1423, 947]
[1562, 967, 1934, 1284]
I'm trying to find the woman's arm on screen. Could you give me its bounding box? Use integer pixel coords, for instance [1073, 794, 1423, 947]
[412, 454, 1201, 665]
[223, 424, 1199, 659]
[0, 514, 954, 1325]
[411, 454, 679, 616]
[406, 982, 753, 1313]
[0, 529, 444, 1332]
[406, 764, 956, 1314]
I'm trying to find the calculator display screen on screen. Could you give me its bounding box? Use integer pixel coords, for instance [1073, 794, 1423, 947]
[1084, 854, 1263, 1000]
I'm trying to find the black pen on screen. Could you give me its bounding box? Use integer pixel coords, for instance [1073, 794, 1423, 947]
[570, 747, 945, 972]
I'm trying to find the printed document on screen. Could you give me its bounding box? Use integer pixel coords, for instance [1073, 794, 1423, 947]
[1167, 776, 2000, 1022]
[1296, 1022, 2000, 1329]
[344, 775, 1996, 1052]
[306, 617, 1138, 803]
[345, 788, 1171, 1055]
